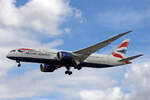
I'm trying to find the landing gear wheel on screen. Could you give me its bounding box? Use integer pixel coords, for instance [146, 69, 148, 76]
[74, 66, 82, 70]
[18, 63, 21, 67]
[65, 71, 72, 75]
[77, 66, 81, 70]
[65, 71, 68, 74]
[68, 71, 72, 75]
[16, 60, 21, 67]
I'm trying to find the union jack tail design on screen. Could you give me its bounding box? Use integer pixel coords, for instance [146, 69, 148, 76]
[112, 39, 130, 59]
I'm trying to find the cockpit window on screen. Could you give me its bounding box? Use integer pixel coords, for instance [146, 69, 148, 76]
[10, 50, 16, 52]
[18, 50, 24, 53]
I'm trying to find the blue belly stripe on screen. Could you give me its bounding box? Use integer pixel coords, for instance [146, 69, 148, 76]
[8, 57, 113, 68]
[80, 62, 112, 68]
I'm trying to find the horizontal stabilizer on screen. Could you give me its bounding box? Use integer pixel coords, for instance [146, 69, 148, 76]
[119, 54, 143, 62]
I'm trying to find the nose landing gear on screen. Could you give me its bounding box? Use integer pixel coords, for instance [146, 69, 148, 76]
[16, 60, 21, 67]
[18, 63, 21, 67]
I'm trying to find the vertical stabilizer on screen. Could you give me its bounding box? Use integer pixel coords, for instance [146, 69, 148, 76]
[112, 39, 130, 59]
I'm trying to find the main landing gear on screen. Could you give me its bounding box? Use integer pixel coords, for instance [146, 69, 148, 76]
[74, 66, 82, 70]
[65, 66, 72, 75]
[16, 60, 21, 67]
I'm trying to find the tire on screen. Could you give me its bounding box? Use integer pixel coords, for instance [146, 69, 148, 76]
[68, 71, 72, 75]
[18, 63, 21, 67]
[65, 71, 68, 74]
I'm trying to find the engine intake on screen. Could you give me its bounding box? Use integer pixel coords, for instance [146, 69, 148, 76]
[40, 64, 56, 72]
[57, 51, 73, 64]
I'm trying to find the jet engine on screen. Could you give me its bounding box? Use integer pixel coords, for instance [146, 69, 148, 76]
[57, 51, 74, 64]
[40, 64, 56, 72]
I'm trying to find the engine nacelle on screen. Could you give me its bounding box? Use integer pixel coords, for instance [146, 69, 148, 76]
[57, 51, 73, 64]
[40, 64, 56, 72]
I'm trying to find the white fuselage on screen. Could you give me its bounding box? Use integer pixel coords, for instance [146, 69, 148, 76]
[7, 49, 126, 68]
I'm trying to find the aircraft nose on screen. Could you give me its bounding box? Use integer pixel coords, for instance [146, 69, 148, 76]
[6, 54, 10, 59]
[6, 53, 11, 59]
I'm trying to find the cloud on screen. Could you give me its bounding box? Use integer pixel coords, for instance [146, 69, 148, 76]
[0, 67, 120, 100]
[64, 28, 71, 33]
[3, 60, 150, 100]
[80, 87, 124, 100]
[124, 61, 150, 100]
[0, 0, 82, 36]
[0, 47, 16, 76]
[79, 59, 150, 100]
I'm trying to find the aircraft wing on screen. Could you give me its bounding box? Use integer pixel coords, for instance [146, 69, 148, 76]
[73, 31, 132, 63]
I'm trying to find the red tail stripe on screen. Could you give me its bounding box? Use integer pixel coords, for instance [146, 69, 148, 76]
[112, 52, 124, 59]
[126, 61, 131, 64]
[118, 42, 129, 48]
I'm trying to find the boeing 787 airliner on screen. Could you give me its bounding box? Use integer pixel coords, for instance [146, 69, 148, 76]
[7, 31, 143, 75]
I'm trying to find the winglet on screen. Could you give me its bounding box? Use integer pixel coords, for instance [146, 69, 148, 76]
[127, 30, 132, 33]
[106, 30, 132, 45]
[117, 30, 132, 37]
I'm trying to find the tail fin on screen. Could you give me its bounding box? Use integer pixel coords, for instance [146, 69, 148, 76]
[112, 39, 130, 59]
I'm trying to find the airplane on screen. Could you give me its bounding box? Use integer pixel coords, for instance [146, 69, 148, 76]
[6, 31, 143, 75]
